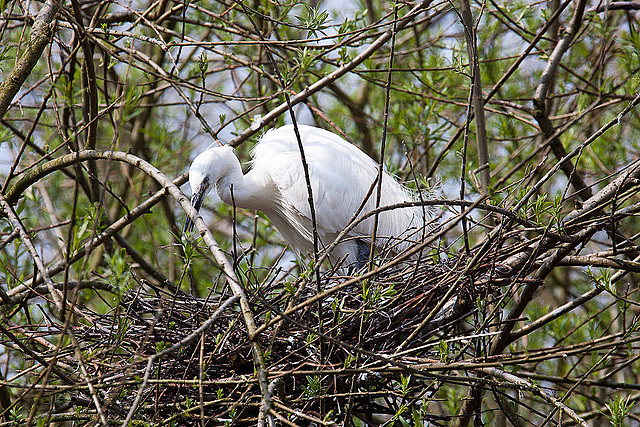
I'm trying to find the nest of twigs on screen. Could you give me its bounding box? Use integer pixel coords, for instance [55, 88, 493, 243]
[71, 248, 515, 426]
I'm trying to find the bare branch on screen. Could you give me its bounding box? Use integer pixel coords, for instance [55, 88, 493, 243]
[0, 0, 59, 118]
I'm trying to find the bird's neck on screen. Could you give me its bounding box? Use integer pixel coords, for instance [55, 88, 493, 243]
[216, 167, 264, 210]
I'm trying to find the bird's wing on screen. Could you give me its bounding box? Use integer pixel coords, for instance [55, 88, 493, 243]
[254, 134, 380, 237]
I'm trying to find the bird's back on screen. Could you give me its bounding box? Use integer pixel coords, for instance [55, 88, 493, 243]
[249, 125, 427, 258]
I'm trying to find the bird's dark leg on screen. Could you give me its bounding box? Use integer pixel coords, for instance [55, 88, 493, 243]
[352, 238, 370, 273]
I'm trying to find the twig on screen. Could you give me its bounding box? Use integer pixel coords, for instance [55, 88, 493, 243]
[479, 367, 590, 427]
[120, 294, 240, 426]
[2, 173, 188, 304]
[513, 92, 640, 213]
[427, 0, 572, 180]
[255, 198, 477, 337]
[370, 3, 398, 269]
[3, 150, 270, 427]
[588, 1, 640, 13]
[0, 192, 110, 426]
[226, 0, 435, 148]
[510, 253, 640, 340]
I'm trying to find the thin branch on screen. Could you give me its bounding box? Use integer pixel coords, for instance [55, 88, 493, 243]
[480, 367, 590, 427]
[120, 294, 239, 426]
[0, 192, 110, 426]
[227, 0, 435, 147]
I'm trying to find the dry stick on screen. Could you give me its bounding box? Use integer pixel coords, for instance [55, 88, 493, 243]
[509, 189, 640, 341]
[540, 313, 638, 426]
[515, 370, 640, 395]
[0, 193, 110, 426]
[0, 320, 75, 387]
[491, 154, 640, 350]
[255, 289, 476, 393]
[488, 118, 640, 342]
[0, 364, 43, 422]
[198, 324, 206, 424]
[68, 0, 100, 202]
[563, 159, 640, 227]
[267, 410, 303, 427]
[226, 0, 435, 148]
[558, 254, 640, 270]
[270, 403, 332, 426]
[30, 175, 80, 427]
[88, 0, 427, 146]
[263, 332, 640, 375]
[458, 63, 474, 256]
[493, 222, 599, 354]
[0, 0, 60, 118]
[484, 0, 573, 102]
[395, 199, 491, 353]
[120, 295, 240, 426]
[254, 199, 477, 337]
[91, 1, 409, 146]
[2, 88, 54, 194]
[89, 36, 217, 137]
[236, 4, 327, 422]
[3, 150, 270, 425]
[589, 1, 640, 12]
[456, 4, 491, 422]
[263, 302, 627, 426]
[494, 96, 612, 190]
[479, 367, 589, 427]
[512, 91, 640, 216]
[4, 282, 112, 308]
[291, 196, 537, 299]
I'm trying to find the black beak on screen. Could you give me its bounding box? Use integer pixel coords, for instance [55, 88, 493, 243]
[183, 184, 206, 235]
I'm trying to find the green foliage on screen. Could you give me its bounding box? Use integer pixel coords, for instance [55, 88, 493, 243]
[9, 405, 24, 421]
[68, 214, 93, 255]
[295, 5, 330, 38]
[2, 0, 640, 424]
[590, 267, 613, 293]
[0, 45, 12, 72]
[437, 339, 450, 364]
[155, 341, 168, 353]
[303, 375, 325, 398]
[441, 386, 464, 416]
[602, 395, 633, 427]
[396, 374, 411, 396]
[103, 247, 132, 294]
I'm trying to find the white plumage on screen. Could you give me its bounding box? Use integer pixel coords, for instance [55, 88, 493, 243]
[185, 125, 428, 269]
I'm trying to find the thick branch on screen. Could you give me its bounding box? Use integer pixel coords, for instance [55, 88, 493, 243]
[532, 0, 591, 200]
[533, 0, 588, 108]
[0, 0, 60, 119]
[460, 0, 490, 196]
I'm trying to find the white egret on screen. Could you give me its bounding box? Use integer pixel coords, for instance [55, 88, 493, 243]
[184, 125, 429, 269]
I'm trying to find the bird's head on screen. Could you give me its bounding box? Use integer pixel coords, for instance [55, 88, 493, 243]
[184, 143, 233, 235]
